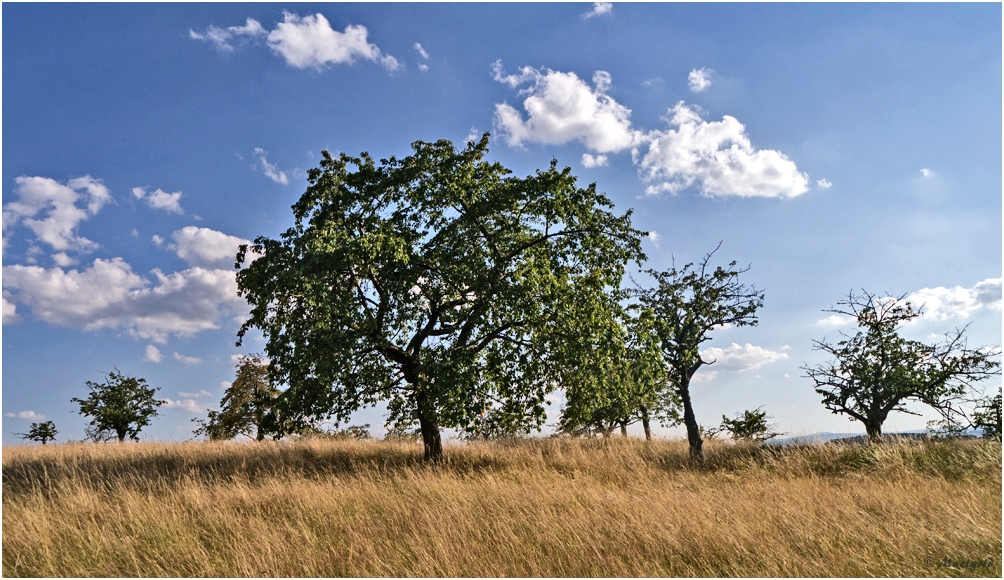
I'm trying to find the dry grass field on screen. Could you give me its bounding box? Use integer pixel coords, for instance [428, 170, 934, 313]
[2, 437, 1001, 577]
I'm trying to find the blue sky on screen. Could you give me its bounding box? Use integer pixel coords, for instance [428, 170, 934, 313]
[3, 2, 1001, 443]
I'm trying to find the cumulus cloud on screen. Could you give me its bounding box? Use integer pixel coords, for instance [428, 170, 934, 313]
[492, 62, 641, 153]
[252, 148, 290, 185]
[2, 257, 249, 343]
[905, 278, 1002, 321]
[581, 153, 608, 168]
[583, 2, 613, 19]
[144, 344, 164, 363]
[189, 18, 266, 52]
[3, 175, 111, 253]
[52, 252, 78, 267]
[637, 102, 810, 198]
[266, 12, 401, 72]
[687, 68, 713, 92]
[167, 226, 250, 269]
[173, 351, 202, 365]
[700, 343, 789, 372]
[160, 398, 203, 413]
[5, 410, 45, 420]
[2, 294, 20, 324]
[816, 178, 833, 189]
[132, 187, 183, 214]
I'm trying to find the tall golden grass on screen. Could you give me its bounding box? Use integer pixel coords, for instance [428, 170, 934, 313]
[3, 437, 1000, 577]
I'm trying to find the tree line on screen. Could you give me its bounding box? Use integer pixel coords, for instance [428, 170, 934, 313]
[14, 134, 1001, 460]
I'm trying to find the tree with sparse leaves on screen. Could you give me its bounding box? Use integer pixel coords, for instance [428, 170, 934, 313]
[972, 388, 1001, 440]
[235, 134, 644, 461]
[72, 369, 163, 442]
[803, 291, 1000, 443]
[635, 245, 764, 461]
[15, 421, 58, 445]
[193, 354, 279, 441]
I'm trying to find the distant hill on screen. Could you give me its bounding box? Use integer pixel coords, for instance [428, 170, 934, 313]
[769, 430, 980, 446]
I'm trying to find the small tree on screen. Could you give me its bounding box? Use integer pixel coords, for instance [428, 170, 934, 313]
[193, 354, 279, 441]
[635, 245, 764, 461]
[803, 291, 1000, 443]
[15, 421, 58, 445]
[972, 388, 1002, 440]
[72, 369, 163, 442]
[719, 407, 783, 443]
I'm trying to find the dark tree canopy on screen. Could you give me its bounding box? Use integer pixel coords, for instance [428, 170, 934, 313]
[803, 291, 1001, 442]
[15, 421, 58, 445]
[72, 370, 163, 442]
[236, 134, 644, 461]
[193, 354, 279, 441]
[635, 245, 764, 460]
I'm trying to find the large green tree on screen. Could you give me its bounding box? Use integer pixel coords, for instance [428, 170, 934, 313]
[803, 291, 1000, 442]
[635, 246, 764, 461]
[72, 370, 163, 442]
[236, 134, 644, 461]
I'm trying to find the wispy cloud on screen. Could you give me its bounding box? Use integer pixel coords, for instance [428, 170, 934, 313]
[253, 148, 290, 185]
[173, 351, 202, 365]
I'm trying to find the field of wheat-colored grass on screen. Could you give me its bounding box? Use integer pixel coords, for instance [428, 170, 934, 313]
[2, 436, 1001, 577]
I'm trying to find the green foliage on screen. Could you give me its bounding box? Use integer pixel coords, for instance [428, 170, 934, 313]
[193, 354, 279, 441]
[15, 421, 58, 445]
[973, 388, 1002, 440]
[634, 245, 764, 459]
[719, 407, 783, 443]
[235, 133, 644, 460]
[804, 291, 1001, 442]
[558, 307, 672, 439]
[72, 369, 163, 442]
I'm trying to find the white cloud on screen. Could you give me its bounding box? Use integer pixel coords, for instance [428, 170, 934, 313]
[5, 410, 45, 420]
[160, 398, 203, 413]
[920, 168, 935, 178]
[3, 175, 111, 253]
[581, 153, 609, 168]
[179, 389, 213, 399]
[220, 380, 233, 390]
[266, 12, 401, 72]
[168, 226, 250, 269]
[2, 294, 20, 324]
[691, 370, 717, 383]
[173, 351, 202, 365]
[418, 63, 429, 72]
[189, 18, 266, 52]
[51, 252, 78, 267]
[151, 235, 165, 247]
[492, 62, 641, 153]
[816, 178, 832, 189]
[815, 314, 855, 327]
[905, 277, 1002, 321]
[144, 344, 164, 363]
[414, 42, 429, 60]
[253, 148, 290, 185]
[583, 2, 613, 19]
[687, 68, 713, 92]
[700, 343, 789, 372]
[637, 102, 810, 198]
[132, 187, 183, 214]
[2, 257, 249, 343]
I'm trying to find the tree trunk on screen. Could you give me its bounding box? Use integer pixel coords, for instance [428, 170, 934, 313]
[620, 421, 628, 438]
[416, 394, 443, 462]
[640, 406, 652, 441]
[679, 374, 704, 461]
[865, 420, 883, 444]
[117, 430, 126, 443]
